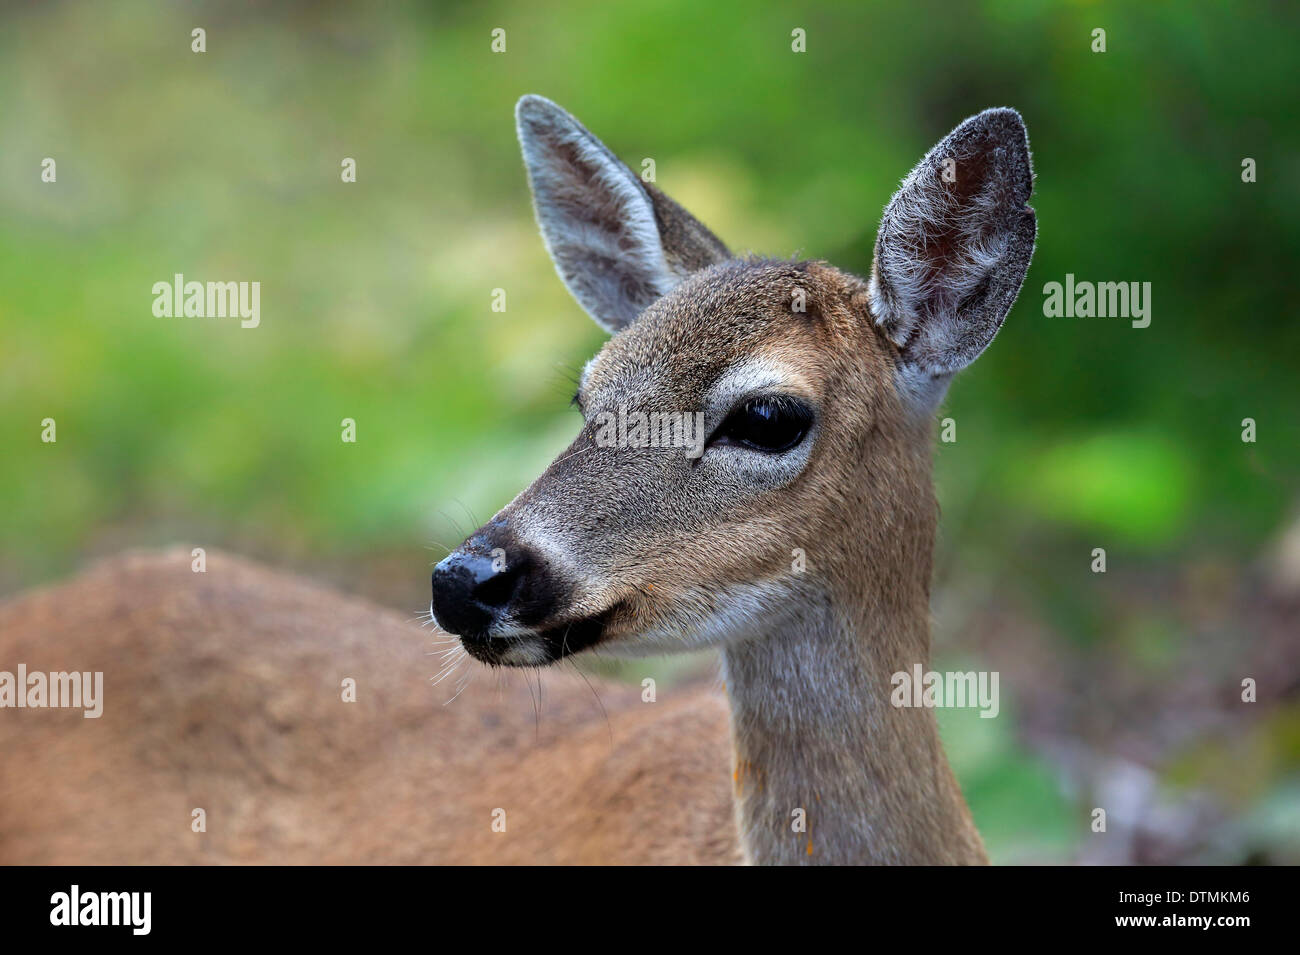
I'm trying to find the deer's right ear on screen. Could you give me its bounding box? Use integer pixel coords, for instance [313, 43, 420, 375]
[869, 108, 1037, 412]
[516, 95, 729, 333]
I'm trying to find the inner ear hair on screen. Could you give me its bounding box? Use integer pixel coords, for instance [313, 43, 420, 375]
[516, 95, 730, 334]
[868, 108, 1037, 407]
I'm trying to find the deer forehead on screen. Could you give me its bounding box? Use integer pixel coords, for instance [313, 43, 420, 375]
[576, 261, 857, 410]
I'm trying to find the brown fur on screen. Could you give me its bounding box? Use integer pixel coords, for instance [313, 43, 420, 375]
[0, 549, 739, 864]
[500, 257, 987, 863]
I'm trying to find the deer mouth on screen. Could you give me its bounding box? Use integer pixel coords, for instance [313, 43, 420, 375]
[459, 605, 618, 667]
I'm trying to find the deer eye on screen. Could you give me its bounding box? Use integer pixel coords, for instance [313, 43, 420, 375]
[712, 396, 813, 454]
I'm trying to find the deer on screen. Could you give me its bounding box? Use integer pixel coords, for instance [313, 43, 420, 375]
[0, 96, 1035, 865]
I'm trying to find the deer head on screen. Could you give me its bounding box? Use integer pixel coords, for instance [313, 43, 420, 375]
[430, 95, 1035, 670]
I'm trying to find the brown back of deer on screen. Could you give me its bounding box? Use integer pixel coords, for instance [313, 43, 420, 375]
[0, 549, 739, 864]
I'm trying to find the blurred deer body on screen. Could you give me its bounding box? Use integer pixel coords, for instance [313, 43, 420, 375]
[1, 96, 1035, 864]
[0, 550, 740, 864]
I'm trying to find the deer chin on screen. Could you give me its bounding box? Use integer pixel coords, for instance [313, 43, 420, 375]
[457, 576, 813, 667]
[458, 606, 618, 667]
[586, 578, 810, 659]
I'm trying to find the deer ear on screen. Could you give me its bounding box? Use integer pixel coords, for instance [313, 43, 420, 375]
[869, 108, 1037, 410]
[516, 95, 730, 333]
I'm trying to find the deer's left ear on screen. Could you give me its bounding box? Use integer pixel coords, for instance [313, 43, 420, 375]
[516, 95, 730, 334]
[869, 108, 1037, 410]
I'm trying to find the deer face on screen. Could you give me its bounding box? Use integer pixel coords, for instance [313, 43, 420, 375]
[430, 96, 1035, 666]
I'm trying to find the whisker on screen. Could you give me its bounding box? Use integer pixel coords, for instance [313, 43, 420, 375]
[547, 443, 596, 469]
[430, 649, 467, 688]
[444, 664, 477, 705]
[568, 658, 613, 748]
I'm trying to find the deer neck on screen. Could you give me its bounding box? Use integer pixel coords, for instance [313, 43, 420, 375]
[719, 523, 986, 865]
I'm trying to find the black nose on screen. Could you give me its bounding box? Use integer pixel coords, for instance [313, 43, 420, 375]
[430, 547, 529, 639]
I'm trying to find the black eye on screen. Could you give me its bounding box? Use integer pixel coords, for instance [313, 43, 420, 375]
[712, 396, 813, 454]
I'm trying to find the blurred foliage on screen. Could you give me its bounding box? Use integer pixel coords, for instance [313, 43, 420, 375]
[1, 0, 1297, 863]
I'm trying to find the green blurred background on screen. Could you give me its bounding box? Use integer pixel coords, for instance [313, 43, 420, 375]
[2, 0, 1298, 863]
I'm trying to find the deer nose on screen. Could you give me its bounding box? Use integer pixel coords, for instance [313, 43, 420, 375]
[430, 549, 528, 639]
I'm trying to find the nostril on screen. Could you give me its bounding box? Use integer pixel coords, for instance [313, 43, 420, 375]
[430, 554, 498, 638]
[471, 561, 523, 609]
[430, 548, 533, 639]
